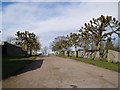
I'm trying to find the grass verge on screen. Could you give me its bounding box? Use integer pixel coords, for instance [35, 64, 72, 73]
[56, 54, 119, 72]
[3, 55, 37, 61]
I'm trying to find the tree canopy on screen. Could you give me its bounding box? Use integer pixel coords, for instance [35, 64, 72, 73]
[15, 31, 41, 56]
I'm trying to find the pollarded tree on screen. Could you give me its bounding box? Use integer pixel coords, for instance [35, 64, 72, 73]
[51, 36, 65, 53]
[79, 15, 120, 59]
[51, 35, 71, 55]
[15, 31, 41, 56]
[51, 41, 59, 53]
[105, 37, 113, 50]
[31, 36, 41, 55]
[78, 29, 94, 51]
[67, 33, 81, 57]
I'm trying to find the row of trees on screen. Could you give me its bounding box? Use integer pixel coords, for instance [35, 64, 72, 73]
[7, 31, 41, 56]
[51, 15, 120, 59]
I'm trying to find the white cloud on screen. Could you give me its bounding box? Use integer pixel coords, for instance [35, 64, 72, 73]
[2, 2, 118, 47]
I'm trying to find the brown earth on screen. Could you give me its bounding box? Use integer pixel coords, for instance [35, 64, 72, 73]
[2, 55, 118, 88]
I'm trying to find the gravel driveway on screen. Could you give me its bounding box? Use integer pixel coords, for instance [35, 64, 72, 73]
[2, 55, 118, 88]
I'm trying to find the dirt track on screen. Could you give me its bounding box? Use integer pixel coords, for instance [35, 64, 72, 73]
[2, 55, 118, 88]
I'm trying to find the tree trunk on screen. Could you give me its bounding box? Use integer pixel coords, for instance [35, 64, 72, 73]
[92, 51, 96, 60]
[67, 51, 69, 57]
[75, 45, 78, 58]
[92, 42, 100, 60]
[76, 51, 78, 58]
[94, 41, 103, 60]
[29, 45, 32, 56]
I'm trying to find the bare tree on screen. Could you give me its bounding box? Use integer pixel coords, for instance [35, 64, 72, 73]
[42, 46, 48, 55]
[6, 36, 16, 44]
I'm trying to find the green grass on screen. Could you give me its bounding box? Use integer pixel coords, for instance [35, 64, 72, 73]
[2, 55, 38, 79]
[56, 54, 119, 72]
[3, 55, 37, 61]
[9, 56, 37, 60]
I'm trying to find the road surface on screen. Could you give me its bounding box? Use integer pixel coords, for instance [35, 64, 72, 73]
[2, 56, 118, 88]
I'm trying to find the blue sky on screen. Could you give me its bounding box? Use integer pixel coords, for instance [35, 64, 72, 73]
[0, 1, 119, 52]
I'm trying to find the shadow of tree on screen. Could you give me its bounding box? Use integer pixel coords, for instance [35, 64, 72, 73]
[2, 59, 44, 80]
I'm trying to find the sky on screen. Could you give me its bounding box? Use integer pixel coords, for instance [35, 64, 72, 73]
[0, 0, 119, 52]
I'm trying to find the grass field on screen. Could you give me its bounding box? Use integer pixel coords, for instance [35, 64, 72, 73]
[56, 54, 119, 72]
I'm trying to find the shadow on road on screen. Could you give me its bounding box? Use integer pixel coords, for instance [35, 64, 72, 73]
[2, 59, 44, 80]
[16, 60, 44, 75]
